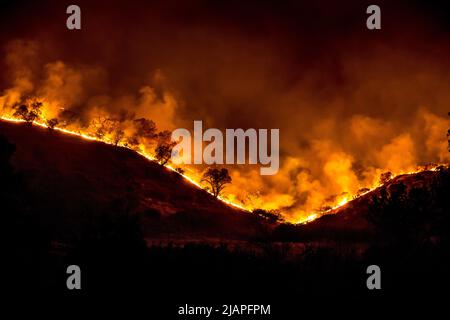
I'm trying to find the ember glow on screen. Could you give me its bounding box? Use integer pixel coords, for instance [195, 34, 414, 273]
[1, 1, 449, 223]
[1, 113, 446, 224]
[0, 114, 248, 212]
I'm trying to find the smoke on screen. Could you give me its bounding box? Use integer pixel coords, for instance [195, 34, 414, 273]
[0, 40, 37, 108]
[1, 1, 449, 222]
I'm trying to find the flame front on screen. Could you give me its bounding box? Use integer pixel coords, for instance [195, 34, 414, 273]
[0, 114, 248, 212]
[1, 112, 446, 224]
[1, 37, 449, 224]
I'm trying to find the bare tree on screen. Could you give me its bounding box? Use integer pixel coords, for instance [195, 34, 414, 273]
[202, 167, 232, 198]
[13, 105, 30, 121]
[46, 118, 59, 130]
[30, 100, 43, 114]
[154, 143, 173, 165]
[153, 129, 177, 165]
[112, 129, 125, 146]
[91, 116, 122, 140]
[13, 100, 42, 124]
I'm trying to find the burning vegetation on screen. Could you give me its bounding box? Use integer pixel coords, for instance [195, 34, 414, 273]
[0, 34, 449, 223]
[1, 95, 447, 224]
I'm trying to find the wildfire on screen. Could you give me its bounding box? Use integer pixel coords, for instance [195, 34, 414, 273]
[298, 214, 318, 224]
[1, 13, 449, 228]
[0, 114, 248, 212]
[295, 163, 447, 224]
[0, 114, 446, 225]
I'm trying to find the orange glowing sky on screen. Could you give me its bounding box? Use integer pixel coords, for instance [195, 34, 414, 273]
[1, 0, 449, 222]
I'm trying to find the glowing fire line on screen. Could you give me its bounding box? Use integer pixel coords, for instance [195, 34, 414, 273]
[296, 164, 445, 224]
[0, 115, 446, 225]
[0, 115, 247, 212]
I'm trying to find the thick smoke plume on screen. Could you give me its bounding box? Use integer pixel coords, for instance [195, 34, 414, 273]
[1, 1, 449, 222]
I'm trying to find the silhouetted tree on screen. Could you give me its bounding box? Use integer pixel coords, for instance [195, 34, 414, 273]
[125, 136, 139, 149]
[133, 118, 157, 140]
[46, 118, 59, 130]
[154, 143, 173, 165]
[154, 129, 176, 165]
[367, 181, 433, 244]
[13, 105, 29, 120]
[112, 129, 125, 146]
[13, 101, 42, 124]
[379, 171, 392, 185]
[29, 100, 43, 122]
[91, 115, 109, 139]
[202, 167, 232, 198]
[90, 116, 122, 140]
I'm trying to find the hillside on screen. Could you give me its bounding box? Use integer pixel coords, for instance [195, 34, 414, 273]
[3, 119, 449, 299]
[0, 120, 268, 243]
[2, 119, 448, 245]
[275, 165, 450, 242]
